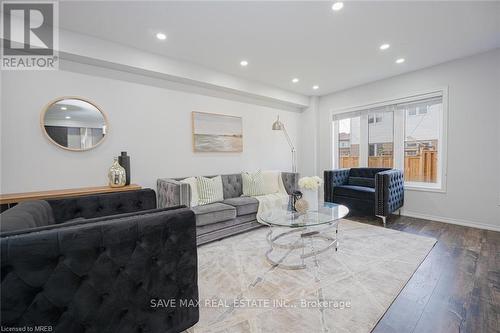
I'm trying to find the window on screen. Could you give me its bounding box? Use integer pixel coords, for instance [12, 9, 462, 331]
[368, 111, 393, 167]
[400, 98, 442, 185]
[332, 92, 446, 190]
[338, 117, 360, 168]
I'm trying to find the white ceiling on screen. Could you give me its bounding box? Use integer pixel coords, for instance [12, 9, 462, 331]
[59, 1, 500, 96]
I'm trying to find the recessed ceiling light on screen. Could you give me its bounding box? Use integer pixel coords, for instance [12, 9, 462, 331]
[156, 32, 167, 40]
[312, 85, 319, 90]
[60, 106, 67, 110]
[331, 2, 344, 11]
[240, 60, 248, 67]
[379, 43, 390, 50]
[65, 116, 71, 119]
[292, 78, 299, 83]
[396, 58, 406, 64]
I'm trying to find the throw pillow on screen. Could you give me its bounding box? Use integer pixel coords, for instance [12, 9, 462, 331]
[197, 175, 224, 205]
[261, 170, 280, 194]
[180, 177, 199, 207]
[348, 177, 375, 188]
[242, 170, 266, 196]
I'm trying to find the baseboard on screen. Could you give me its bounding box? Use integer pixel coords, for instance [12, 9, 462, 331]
[401, 210, 500, 232]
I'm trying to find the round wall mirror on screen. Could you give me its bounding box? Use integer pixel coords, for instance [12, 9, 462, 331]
[41, 97, 108, 151]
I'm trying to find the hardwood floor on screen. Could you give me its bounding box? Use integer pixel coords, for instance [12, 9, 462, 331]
[346, 214, 500, 333]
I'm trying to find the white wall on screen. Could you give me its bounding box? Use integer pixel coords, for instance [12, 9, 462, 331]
[0, 61, 300, 192]
[313, 48, 500, 231]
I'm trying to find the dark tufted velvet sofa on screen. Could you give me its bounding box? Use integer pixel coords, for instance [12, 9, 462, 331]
[0, 189, 199, 333]
[324, 168, 404, 225]
[158, 173, 298, 245]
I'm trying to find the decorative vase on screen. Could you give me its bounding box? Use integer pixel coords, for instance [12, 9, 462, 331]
[301, 188, 319, 211]
[294, 198, 309, 213]
[108, 157, 126, 187]
[118, 151, 131, 185]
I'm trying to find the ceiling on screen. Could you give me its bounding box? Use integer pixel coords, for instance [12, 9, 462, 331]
[59, 1, 500, 96]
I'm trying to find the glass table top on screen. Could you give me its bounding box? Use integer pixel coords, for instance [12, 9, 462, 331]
[258, 202, 349, 228]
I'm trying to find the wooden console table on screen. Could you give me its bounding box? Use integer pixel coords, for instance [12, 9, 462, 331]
[0, 184, 142, 207]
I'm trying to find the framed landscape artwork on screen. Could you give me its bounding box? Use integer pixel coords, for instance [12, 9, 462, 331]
[192, 111, 243, 152]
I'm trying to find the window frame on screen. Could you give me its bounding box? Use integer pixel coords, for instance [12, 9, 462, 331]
[330, 87, 448, 193]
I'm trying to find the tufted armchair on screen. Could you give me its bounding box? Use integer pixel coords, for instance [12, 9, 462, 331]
[324, 168, 404, 225]
[0, 189, 199, 333]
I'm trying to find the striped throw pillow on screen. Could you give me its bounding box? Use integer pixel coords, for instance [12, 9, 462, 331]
[197, 176, 224, 205]
[242, 170, 266, 196]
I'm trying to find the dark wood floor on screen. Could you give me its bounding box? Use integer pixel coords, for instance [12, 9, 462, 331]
[346, 214, 499, 333]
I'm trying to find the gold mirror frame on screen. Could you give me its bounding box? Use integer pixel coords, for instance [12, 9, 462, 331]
[40, 96, 109, 152]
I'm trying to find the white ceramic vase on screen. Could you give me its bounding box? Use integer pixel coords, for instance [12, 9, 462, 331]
[301, 188, 319, 211]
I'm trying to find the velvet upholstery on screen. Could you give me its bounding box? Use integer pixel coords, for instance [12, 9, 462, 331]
[191, 203, 237, 226]
[324, 168, 404, 219]
[158, 172, 299, 244]
[222, 197, 259, 216]
[348, 177, 375, 188]
[334, 185, 375, 201]
[48, 189, 157, 223]
[0, 201, 55, 232]
[0, 190, 199, 333]
[375, 169, 405, 217]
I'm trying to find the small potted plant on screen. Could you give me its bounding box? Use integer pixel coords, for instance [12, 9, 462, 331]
[298, 176, 323, 210]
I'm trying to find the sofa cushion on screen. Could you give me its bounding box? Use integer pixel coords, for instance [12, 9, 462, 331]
[242, 171, 265, 196]
[333, 185, 375, 201]
[0, 200, 55, 233]
[197, 176, 224, 205]
[222, 197, 259, 216]
[191, 203, 236, 226]
[348, 177, 375, 188]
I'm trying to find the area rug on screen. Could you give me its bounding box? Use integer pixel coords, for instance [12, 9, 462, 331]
[188, 220, 437, 333]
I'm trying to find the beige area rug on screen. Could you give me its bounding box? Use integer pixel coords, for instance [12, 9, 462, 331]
[188, 219, 436, 333]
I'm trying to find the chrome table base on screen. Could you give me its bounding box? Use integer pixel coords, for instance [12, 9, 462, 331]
[264, 222, 339, 270]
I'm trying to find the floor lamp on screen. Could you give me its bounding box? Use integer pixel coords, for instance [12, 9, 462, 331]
[272, 115, 297, 173]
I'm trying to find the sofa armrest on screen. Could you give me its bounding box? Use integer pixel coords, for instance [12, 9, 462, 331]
[324, 169, 350, 202]
[0, 207, 199, 332]
[375, 169, 404, 217]
[157, 178, 191, 208]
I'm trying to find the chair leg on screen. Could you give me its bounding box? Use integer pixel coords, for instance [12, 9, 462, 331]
[376, 215, 387, 226]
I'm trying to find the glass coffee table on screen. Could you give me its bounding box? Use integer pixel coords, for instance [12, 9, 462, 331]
[258, 202, 349, 270]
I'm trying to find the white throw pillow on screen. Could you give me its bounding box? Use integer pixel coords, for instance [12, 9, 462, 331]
[242, 170, 266, 196]
[197, 175, 224, 205]
[180, 177, 199, 207]
[261, 170, 281, 194]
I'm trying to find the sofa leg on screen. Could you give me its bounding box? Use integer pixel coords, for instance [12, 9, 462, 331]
[376, 215, 387, 226]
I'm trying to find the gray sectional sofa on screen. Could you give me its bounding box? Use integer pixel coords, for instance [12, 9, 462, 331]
[157, 172, 298, 245]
